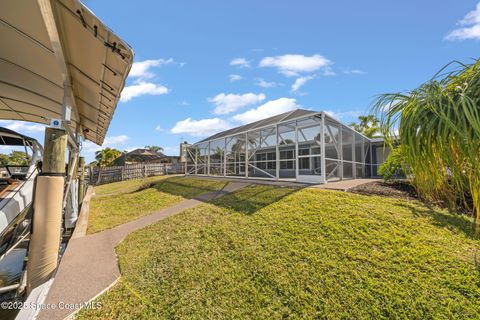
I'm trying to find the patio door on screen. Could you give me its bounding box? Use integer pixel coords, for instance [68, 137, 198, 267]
[296, 122, 323, 184]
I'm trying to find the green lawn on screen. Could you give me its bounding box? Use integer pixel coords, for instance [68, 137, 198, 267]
[79, 185, 480, 319]
[93, 176, 172, 198]
[87, 176, 228, 234]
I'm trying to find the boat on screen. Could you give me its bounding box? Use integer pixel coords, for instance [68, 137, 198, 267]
[0, 127, 42, 254]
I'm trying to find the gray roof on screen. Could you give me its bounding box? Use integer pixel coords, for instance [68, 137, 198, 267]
[197, 109, 319, 143]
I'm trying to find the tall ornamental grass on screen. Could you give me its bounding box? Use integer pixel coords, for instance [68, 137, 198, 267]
[373, 60, 480, 235]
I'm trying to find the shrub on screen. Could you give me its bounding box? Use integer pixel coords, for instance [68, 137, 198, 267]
[378, 146, 407, 181]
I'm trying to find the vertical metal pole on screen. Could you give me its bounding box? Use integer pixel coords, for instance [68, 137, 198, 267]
[352, 133, 356, 179]
[223, 138, 226, 177]
[245, 133, 249, 178]
[27, 127, 67, 293]
[361, 138, 365, 178]
[295, 123, 299, 181]
[195, 146, 198, 175]
[78, 156, 85, 206]
[339, 125, 343, 180]
[275, 124, 279, 181]
[207, 142, 210, 176]
[321, 114, 326, 184]
[369, 141, 373, 178]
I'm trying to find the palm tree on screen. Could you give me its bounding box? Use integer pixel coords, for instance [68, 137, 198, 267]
[373, 59, 480, 235]
[349, 115, 381, 138]
[144, 145, 164, 153]
[95, 147, 122, 167]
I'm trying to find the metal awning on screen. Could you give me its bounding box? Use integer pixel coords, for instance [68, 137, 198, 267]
[0, 0, 133, 145]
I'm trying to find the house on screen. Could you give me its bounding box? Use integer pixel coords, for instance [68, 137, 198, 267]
[113, 148, 180, 166]
[183, 109, 389, 183]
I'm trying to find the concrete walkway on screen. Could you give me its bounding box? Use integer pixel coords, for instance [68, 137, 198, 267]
[191, 175, 309, 188]
[192, 175, 378, 191]
[38, 181, 250, 320]
[312, 178, 378, 191]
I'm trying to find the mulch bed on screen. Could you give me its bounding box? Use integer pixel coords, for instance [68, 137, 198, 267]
[348, 180, 419, 201]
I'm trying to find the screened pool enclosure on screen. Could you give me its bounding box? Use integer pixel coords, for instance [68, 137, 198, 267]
[185, 109, 384, 184]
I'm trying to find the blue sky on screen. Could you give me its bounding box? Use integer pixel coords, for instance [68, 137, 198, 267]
[2, 0, 480, 162]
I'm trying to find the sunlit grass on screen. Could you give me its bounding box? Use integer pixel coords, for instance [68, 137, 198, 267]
[79, 185, 480, 319]
[93, 176, 172, 198]
[87, 177, 228, 234]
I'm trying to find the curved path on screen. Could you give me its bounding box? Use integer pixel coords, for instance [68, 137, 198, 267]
[38, 181, 250, 320]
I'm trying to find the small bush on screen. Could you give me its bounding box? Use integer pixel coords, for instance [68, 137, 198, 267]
[378, 146, 407, 181]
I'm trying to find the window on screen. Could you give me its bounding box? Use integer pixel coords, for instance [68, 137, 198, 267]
[280, 160, 294, 169]
[278, 122, 296, 145]
[299, 157, 310, 169]
[297, 126, 320, 143]
[280, 150, 294, 160]
[355, 133, 363, 162]
[256, 153, 267, 161]
[342, 128, 353, 161]
[325, 121, 340, 159]
[299, 148, 310, 156]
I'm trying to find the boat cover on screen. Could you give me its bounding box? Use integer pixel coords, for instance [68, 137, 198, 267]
[0, 127, 38, 146]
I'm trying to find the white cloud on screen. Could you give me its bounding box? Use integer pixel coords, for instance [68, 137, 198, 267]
[229, 74, 243, 82]
[445, 3, 480, 40]
[171, 118, 232, 137]
[343, 68, 367, 75]
[121, 58, 173, 102]
[82, 134, 129, 154]
[230, 58, 250, 68]
[129, 59, 173, 79]
[120, 82, 169, 102]
[155, 125, 163, 132]
[233, 98, 299, 124]
[163, 146, 179, 155]
[104, 135, 129, 145]
[291, 75, 314, 92]
[81, 140, 101, 153]
[254, 78, 281, 88]
[0, 120, 45, 133]
[209, 93, 266, 115]
[259, 54, 331, 77]
[179, 100, 189, 106]
[325, 110, 362, 120]
[322, 67, 335, 76]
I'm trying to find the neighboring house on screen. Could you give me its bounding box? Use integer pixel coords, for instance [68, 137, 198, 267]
[113, 148, 180, 166]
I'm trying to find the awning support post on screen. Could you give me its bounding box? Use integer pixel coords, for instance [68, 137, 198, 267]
[27, 127, 67, 293]
[78, 156, 85, 207]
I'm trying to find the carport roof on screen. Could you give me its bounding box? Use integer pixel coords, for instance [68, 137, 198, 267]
[0, 0, 133, 145]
